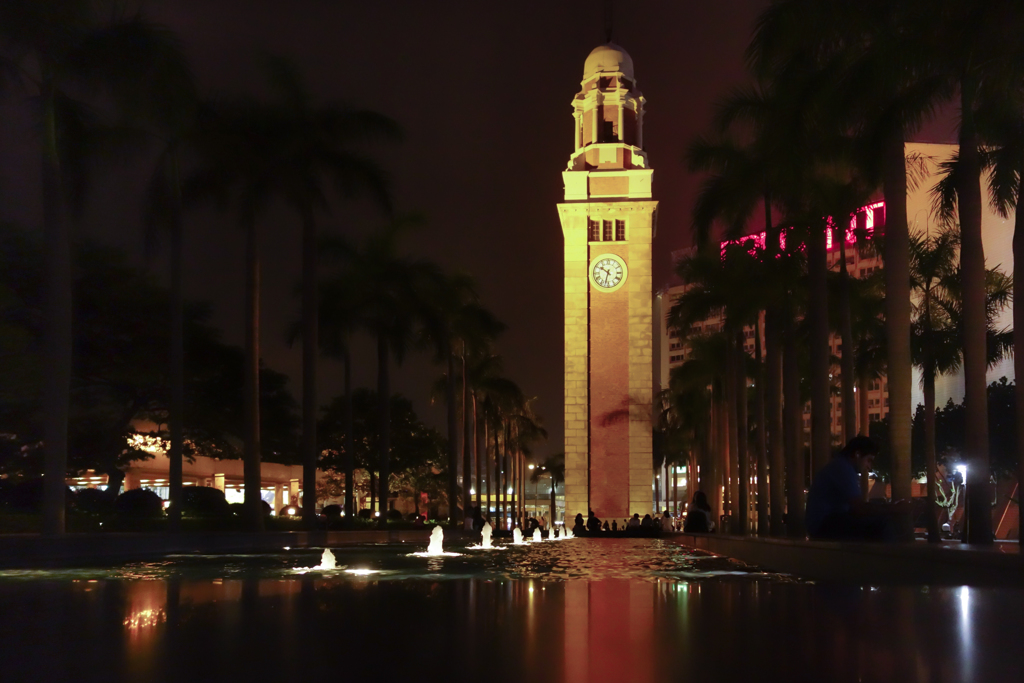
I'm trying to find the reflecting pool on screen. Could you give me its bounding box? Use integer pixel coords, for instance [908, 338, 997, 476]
[0, 538, 1021, 682]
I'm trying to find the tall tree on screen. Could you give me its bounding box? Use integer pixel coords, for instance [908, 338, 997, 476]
[0, 1, 194, 533]
[254, 56, 398, 529]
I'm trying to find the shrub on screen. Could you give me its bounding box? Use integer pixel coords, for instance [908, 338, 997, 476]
[114, 488, 164, 518]
[321, 504, 342, 519]
[386, 508, 403, 520]
[181, 486, 230, 518]
[74, 488, 114, 515]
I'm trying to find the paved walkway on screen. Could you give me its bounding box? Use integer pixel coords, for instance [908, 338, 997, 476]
[671, 532, 1024, 586]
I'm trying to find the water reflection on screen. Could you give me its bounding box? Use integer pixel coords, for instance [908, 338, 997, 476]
[1, 544, 1022, 682]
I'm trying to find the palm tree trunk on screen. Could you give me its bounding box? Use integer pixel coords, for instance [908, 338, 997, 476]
[300, 206, 319, 530]
[485, 419, 492, 520]
[858, 375, 870, 436]
[549, 476, 556, 527]
[41, 79, 71, 536]
[783, 312, 805, 538]
[956, 84, 992, 545]
[858, 374, 871, 499]
[343, 347, 355, 521]
[754, 316, 769, 536]
[462, 351, 473, 516]
[168, 152, 184, 533]
[377, 333, 390, 525]
[883, 133, 913, 540]
[475, 393, 483, 511]
[764, 203, 785, 537]
[838, 232, 857, 443]
[923, 356, 941, 543]
[766, 306, 785, 536]
[446, 350, 458, 523]
[370, 470, 376, 515]
[725, 338, 738, 531]
[1014, 140, 1024, 543]
[243, 210, 264, 532]
[735, 331, 750, 535]
[808, 219, 831, 477]
[708, 394, 723, 525]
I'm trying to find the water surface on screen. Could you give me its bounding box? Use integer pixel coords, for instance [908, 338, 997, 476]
[0, 538, 1019, 682]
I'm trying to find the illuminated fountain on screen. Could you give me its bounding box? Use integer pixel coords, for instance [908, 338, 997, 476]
[532, 528, 542, 542]
[550, 526, 559, 540]
[317, 549, 337, 570]
[466, 521, 505, 551]
[427, 526, 444, 554]
[410, 525, 461, 557]
[513, 527, 525, 545]
[291, 548, 343, 573]
[564, 526, 574, 539]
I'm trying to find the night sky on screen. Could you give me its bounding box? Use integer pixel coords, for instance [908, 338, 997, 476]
[0, 1, 955, 455]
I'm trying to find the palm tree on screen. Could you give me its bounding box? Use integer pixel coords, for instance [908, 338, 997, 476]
[321, 217, 441, 523]
[986, 94, 1024, 541]
[909, 225, 1013, 541]
[746, 0, 955, 539]
[316, 271, 364, 520]
[671, 244, 767, 533]
[142, 78, 200, 534]
[187, 98, 279, 531]
[531, 453, 565, 527]
[255, 56, 398, 529]
[466, 353, 504, 512]
[0, 2, 194, 533]
[420, 272, 505, 522]
[511, 400, 547, 525]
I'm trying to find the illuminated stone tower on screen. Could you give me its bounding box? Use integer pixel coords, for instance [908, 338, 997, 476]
[558, 44, 657, 521]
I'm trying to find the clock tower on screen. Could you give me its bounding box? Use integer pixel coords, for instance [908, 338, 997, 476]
[558, 43, 657, 522]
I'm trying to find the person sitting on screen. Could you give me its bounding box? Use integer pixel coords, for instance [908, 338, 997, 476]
[805, 435, 897, 541]
[683, 491, 713, 532]
[573, 513, 586, 536]
[602, 521, 610, 531]
[627, 514, 640, 528]
[660, 510, 674, 532]
[586, 510, 602, 532]
[640, 513, 654, 528]
[611, 520, 618, 532]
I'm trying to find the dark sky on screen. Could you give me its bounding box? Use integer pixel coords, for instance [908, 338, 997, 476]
[0, 0, 827, 455]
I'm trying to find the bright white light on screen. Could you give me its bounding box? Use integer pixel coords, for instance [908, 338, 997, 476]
[528, 465, 535, 470]
[162, 500, 170, 509]
[956, 464, 968, 484]
[346, 569, 380, 576]
[374, 511, 380, 517]
[681, 478, 687, 487]
[470, 488, 476, 495]
[283, 546, 291, 550]
[507, 488, 513, 495]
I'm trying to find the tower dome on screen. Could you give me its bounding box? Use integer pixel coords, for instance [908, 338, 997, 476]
[583, 43, 634, 80]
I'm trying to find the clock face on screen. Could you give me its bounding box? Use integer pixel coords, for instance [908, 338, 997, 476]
[592, 257, 625, 289]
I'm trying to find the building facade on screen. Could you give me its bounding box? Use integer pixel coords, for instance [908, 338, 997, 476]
[559, 44, 657, 520]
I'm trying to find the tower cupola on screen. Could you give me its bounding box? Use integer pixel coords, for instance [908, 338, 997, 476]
[564, 43, 651, 201]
